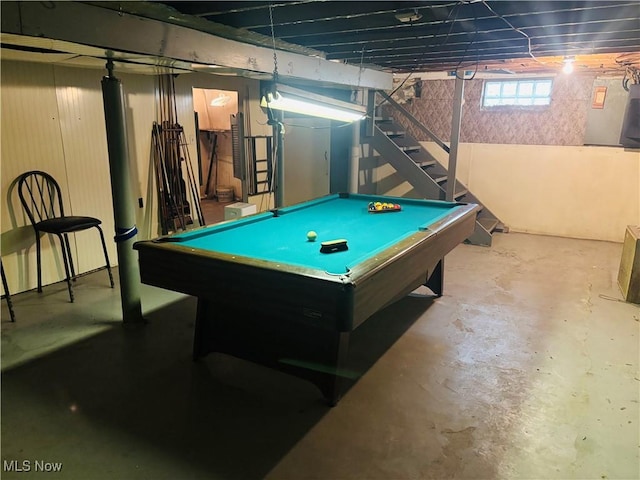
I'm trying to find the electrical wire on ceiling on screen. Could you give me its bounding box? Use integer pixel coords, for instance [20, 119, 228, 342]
[452, 0, 481, 80]
[480, 0, 547, 68]
[440, 1, 464, 48]
[265, 2, 368, 131]
[381, 0, 480, 107]
[263, 1, 282, 214]
[615, 53, 640, 91]
[268, 2, 279, 83]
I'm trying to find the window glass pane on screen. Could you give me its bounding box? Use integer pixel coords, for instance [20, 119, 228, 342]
[482, 78, 552, 108]
[534, 81, 552, 96]
[533, 97, 551, 105]
[502, 82, 517, 96]
[518, 82, 534, 96]
[485, 83, 501, 97]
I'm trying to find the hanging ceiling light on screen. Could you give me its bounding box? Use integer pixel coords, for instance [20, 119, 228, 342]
[210, 93, 231, 107]
[395, 9, 422, 23]
[261, 84, 366, 122]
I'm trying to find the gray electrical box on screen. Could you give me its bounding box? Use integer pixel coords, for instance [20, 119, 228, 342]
[584, 78, 628, 146]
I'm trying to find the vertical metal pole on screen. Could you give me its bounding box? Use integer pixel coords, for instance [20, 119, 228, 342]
[446, 73, 465, 202]
[349, 119, 361, 194]
[273, 110, 285, 207]
[349, 89, 371, 193]
[366, 89, 376, 138]
[101, 60, 144, 325]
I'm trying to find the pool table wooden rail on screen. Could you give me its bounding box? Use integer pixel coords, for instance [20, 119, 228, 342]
[134, 202, 478, 332]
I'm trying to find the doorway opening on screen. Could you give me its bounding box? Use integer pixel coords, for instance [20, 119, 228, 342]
[192, 88, 239, 223]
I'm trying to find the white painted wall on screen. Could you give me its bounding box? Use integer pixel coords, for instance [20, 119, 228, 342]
[1, 61, 118, 293]
[373, 142, 639, 243]
[459, 143, 639, 242]
[283, 117, 331, 205]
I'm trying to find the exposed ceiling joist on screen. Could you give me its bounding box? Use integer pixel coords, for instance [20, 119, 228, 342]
[0, 1, 393, 89]
[2, 1, 639, 81]
[157, 0, 640, 76]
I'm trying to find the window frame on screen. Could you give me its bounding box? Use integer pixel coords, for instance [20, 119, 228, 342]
[481, 78, 554, 109]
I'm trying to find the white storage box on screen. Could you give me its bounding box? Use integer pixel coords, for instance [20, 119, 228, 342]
[224, 202, 257, 220]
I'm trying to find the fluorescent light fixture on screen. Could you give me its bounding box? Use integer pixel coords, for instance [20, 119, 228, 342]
[261, 84, 366, 122]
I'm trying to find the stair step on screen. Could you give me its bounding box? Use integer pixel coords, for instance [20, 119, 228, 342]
[495, 222, 509, 233]
[454, 189, 468, 199]
[370, 97, 504, 242]
[416, 160, 436, 168]
[433, 175, 447, 184]
[382, 130, 406, 137]
[400, 145, 421, 153]
[478, 217, 500, 233]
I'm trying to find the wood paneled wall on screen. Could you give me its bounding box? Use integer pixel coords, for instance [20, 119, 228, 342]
[1, 61, 272, 296]
[1, 61, 118, 293]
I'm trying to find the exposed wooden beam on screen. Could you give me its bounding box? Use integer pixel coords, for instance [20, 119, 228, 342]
[0, 1, 393, 89]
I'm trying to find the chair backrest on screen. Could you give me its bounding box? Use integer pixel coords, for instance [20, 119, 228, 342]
[17, 170, 67, 226]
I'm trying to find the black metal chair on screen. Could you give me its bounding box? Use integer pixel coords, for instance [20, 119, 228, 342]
[17, 170, 114, 302]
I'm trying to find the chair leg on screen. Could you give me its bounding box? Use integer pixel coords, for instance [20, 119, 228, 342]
[35, 234, 43, 293]
[62, 233, 77, 281]
[96, 226, 115, 288]
[1, 261, 16, 322]
[56, 234, 74, 303]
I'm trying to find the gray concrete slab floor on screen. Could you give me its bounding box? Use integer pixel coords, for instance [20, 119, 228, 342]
[1, 232, 638, 480]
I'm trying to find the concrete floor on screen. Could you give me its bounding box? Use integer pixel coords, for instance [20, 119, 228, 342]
[1, 230, 639, 480]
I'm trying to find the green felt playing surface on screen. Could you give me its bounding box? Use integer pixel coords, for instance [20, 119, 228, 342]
[171, 194, 463, 275]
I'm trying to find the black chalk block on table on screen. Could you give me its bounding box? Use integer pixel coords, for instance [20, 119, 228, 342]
[320, 239, 348, 254]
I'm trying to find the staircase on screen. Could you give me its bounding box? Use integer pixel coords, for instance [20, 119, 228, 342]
[360, 91, 506, 246]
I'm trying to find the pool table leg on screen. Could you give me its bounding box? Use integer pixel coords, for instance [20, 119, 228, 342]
[318, 331, 351, 406]
[425, 259, 444, 297]
[192, 298, 209, 361]
[191, 298, 353, 405]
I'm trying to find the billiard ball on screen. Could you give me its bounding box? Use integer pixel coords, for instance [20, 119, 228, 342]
[307, 230, 317, 241]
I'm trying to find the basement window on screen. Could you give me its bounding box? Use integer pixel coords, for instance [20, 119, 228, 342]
[482, 78, 553, 107]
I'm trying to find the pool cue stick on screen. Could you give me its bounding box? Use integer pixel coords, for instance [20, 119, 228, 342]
[154, 122, 183, 232]
[205, 133, 216, 197]
[178, 128, 205, 227]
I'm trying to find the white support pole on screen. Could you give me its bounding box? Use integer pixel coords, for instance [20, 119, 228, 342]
[349, 121, 361, 193]
[446, 74, 465, 202]
[101, 60, 144, 325]
[273, 111, 285, 208]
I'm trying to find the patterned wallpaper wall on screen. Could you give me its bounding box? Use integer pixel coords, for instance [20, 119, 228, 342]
[387, 74, 596, 146]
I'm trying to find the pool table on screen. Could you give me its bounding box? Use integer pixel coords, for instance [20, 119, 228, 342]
[134, 193, 479, 405]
